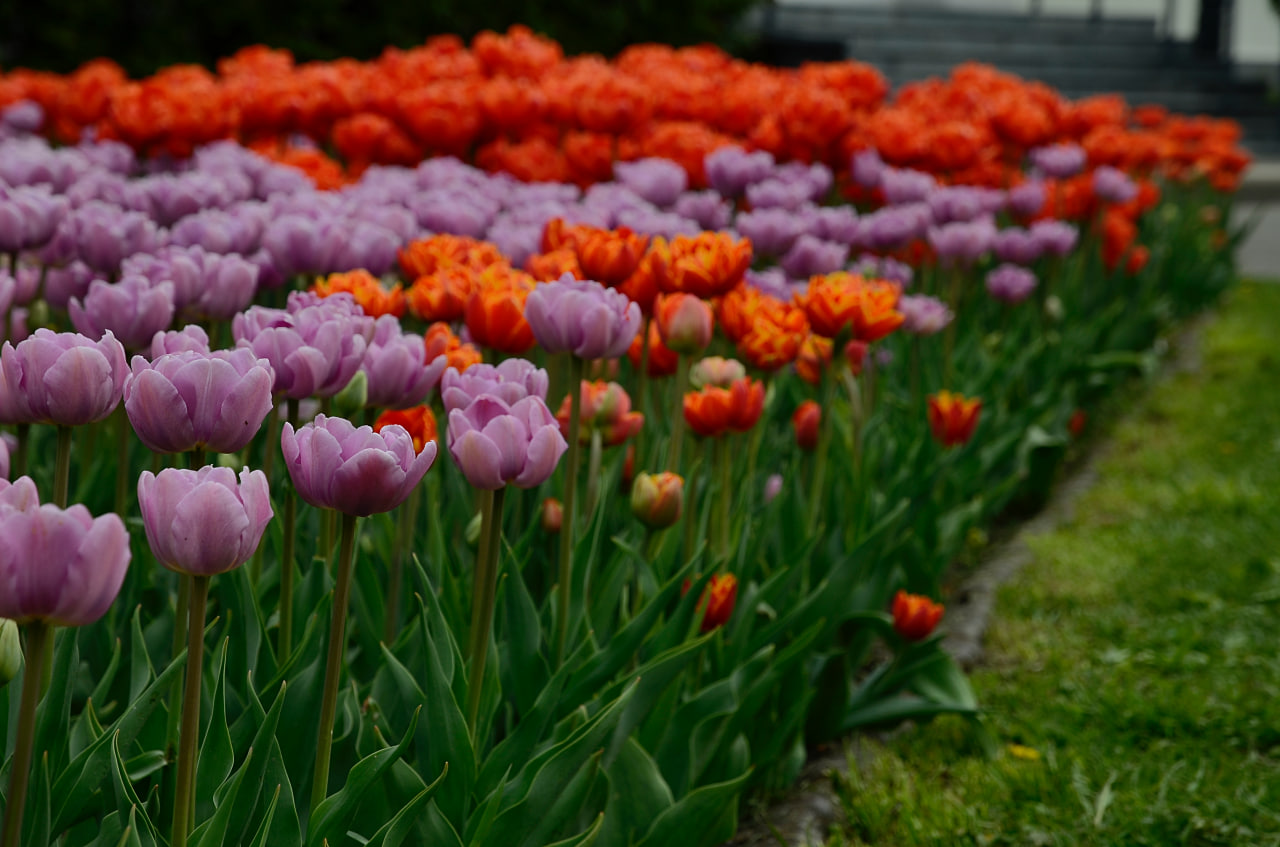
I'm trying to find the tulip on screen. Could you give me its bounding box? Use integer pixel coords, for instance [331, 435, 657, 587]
[541, 497, 564, 533]
[1029, 143, 1086, 179]
[137, 467, 272, 577]
[627, 321, 678, 377]
[556, 380, 643, 447]
[892, 589, 945, 641]
[1028, 220, 1079, 257]
[281, 414, 437, 516]
[151, 325, 212, 357]
[683, 377, 765, 439]
[700, 573, 738, 632]
[630, 471, 683, 530]
[690, 356, 747, 390]
[124, 348, 275, 455]
[898, 295, 954, 336]
[927, 218, 997, 267]
[447, 395, 567, 491]
[792, 400, 821, 451]
[523, 275, 643, 360]
[985, 265, 1038, 305]
[880, 168, 936, 205]
[705, 146, 774, 198]
[798, 273, 903, 343]
[654, 292, 713, 355]
[0, 328, 127, 426]
[927, 391, 982, 448]
[0, 476, 131, 847]
[374, 405, 438, 454]
[614, 158, 688, 207]
[441, 358, 548, 413]
[360, 316, 446, 411]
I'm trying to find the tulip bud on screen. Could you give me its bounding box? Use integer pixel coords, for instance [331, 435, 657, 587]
[541, 497, 563, 533]
[630, 471, 683, 529]
[655, 293, 714, 354]
[333, 369, 369, 416]
[0, 618, 20, 687]
[792, 401, 821, 451]
[466, 510, 483, 547]
[700, 573, 738, 632]
[689, 356, 746, 390]
[1044, 294, 1064, 323]
[763, 473, 783, 504]
[891, 590, 944, 641]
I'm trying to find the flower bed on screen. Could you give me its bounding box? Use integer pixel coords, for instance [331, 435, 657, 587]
[0, 29, 1247, 847]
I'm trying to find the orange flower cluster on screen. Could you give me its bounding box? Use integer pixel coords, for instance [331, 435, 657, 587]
[464, 265, 538, 354]
[718, 284, 810, 371]
[423, 322, 482, 373]
[650, 233, 753, 299]
[683, 377, 765, 438]
[797, 273, 904, 343]
[312, 269, 406, 318]
[891, 590, 944, 641]
[541, 220, 650, 285]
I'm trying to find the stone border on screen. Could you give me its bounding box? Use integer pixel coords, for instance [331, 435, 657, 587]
[724, 312, 1212, 847]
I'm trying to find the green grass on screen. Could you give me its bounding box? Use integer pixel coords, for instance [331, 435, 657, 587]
[828, 281, 1280, 847]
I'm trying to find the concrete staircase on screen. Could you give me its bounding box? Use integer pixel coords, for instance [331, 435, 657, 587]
[747, 3, 1280, 153]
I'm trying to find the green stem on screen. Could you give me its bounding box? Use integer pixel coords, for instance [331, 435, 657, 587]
[633, 528, 656, 617]
[279, 398, 299, 660]
[385, 484, 421, 645]
[682, 453, 702, 567]
[636, 315, 652, 465]
[806, 375, 837, 537]
[1, 621, 51, 847]
[667, 354, 689, 472]
[166, 576, 190, 754]
[250, 401, 283, 586]
[584, 428, 603, 521]
[555, 356, 584, 664]
[114, 406, 130, 516]
[310, 511, 359, 816]
[53, 424, 72, 508]
[466, 490, 496, 663]
[171, 574, 209, 847]
[466, 486, 506, 737]
[715, 437, 732, 567]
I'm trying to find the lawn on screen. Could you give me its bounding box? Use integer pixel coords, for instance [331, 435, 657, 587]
[829, 280, 1280, 847]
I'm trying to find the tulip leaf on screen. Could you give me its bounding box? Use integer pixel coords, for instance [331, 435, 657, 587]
[603, 632, 714, 766]
[51, 643, 188, 833]
[305, 705, 420, 847]
[634, 766, 752, 847]
[110, 732, 161, 846]
[89, 636, 123, 715]
[514, 749, 602, 847]
[223, 681, 288, 847]
[21, 751, 51, 847]
[128, 606, 156, 703]
[543, 812, 605, 847]
[258, 739, 304, 847]
[363, 762, 450, 847]
[69, 697, 105, 761]
[245, 785, 281, 847]
[498, 556, 547, 716]
[597, 738, 675, 847]
[34, 625, 78, 774]
[189, 745, 254, 847]
[196, 639, 235, 818]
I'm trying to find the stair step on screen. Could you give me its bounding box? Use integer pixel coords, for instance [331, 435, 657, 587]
[846, 37, 1180, 66]
[873, 61, 1259, 92]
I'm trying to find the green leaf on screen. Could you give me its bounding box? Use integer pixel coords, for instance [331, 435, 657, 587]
[246, 785, 282, 847]
[364, 763, 450, 847]
[21, 751, 52, 847]
[515, 750, 602, 847]
[189, 747, 255, 847]
[499, 559, 548, 717]
[634, 767, 752, 847]
[305, 706, 421, 847]
[840, 694, 978, 731]
[89, 637, 123, 714]
[603, 632, 714, 766]
[128, 606, 156, 703]
[52, 643, 188, 833]
[33, 625, 77, 773]
[110, 732, 162, 846]
[543, 812, 604, 847]
[597, 739, 674, 847]
[196, 640, 235, 821]
[223, 681, 289, 847]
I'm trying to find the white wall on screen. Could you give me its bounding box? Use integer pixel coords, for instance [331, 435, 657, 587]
[775, 0, 1280, 62]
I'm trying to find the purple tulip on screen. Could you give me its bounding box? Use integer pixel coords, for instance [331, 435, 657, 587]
[441, 358, 548, 415]
[614, 158, 688, 208]
[123, 245, 260, 321]
[0, 476, 130, 626]
[137, 466, 272, 576]
[928, 218, 997, 266]
[151, 325, 212, 358]
[763, 472, 784, 504]
[898, 295, 954, 336]
[0, 185, 68, 252]
[744, 178, 812, 211]
[880, 168, 936, 205]
[447, 394, 568, 490]
[0, 329, 127, 426]
[168, 206, 267, 255]
[1030, 143, 1087, 179]
[43, 261, 96, 311]
[850, 149, 885, 188]
[361, 316, 446, 410]
[1007, 180, 1047, 217]
[986, 264, 1038, 304]
[614, 207, 701, 239]
[124, 348, 275, 454]
[744, 267, 793, 301]
[329, 221, 400, 277]
[705, 146, 775, 198]
[807, 206, 860, 246]
[1092, 166, 1139, 204]
[523, 276, 642, 360]
[69, 276, 176, 352]
[1029, 220, 1079, 257]
[780, 235, 849, 279]
[260, 214, 338, 277]
[0, 434, 9, 480]
[2, 100, 44, 134]
[672, 190, 732, 231]
[281, 414, 437, 516]
[44, 200, 162, 274]
[233, 293, 373, 400]
[928, 186, 1002, 224]
[993, 227, 1044, 266]
[860, 204, 931, 250]
[735, 207, 806, 256]
[408, 189, 497, 238]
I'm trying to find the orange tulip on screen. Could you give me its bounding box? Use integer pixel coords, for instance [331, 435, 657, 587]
[892, 590, 944, 641]
[556, 380, 644, 447]
[650, 232, 752, 299]
[464, 267, 537, 354]
[373, 405, 438, 454]
[683, 377, 765, 438]
[406, 265, 476, 323]
[398, 234, 506, 279]
[423, 322, 483, 373]
[792, 401, 821, 451]
[795, 333, 833, 385]
[927, 391, 982, 447]
[525, 248, 583, 282]
[654, 292, 713, 354]
[313, 269, 406, 318]
[573, 225, 651, 286]
[700, 573, 738, 632]
[541, 497, 564, 533]
[797, 273, 903, 342]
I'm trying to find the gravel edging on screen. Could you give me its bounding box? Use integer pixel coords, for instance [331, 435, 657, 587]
[724, 312, 1213, 847]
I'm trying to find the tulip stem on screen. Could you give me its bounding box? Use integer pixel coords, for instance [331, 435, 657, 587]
[636, 316, 652, 463]
[584, 428, 603, 521]
[53, 424, 72, 508]
[1, 621, 50, 847]
[250, 402, 283, 586]
[279, 398, 299, 660]
[13, 422, 29, 479]
[715, 437, 732, 567]
[311, 511, 359, 817]
[555, 356, 584, 665]
[385, 484, 420, 645]
[806, 373, 837, 538]
[667, 354, 689, 472]
[171, 574, 209, 847]
[466, 485, 505, 738]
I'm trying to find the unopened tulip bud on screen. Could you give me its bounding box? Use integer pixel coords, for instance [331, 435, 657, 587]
[333, 369, 368, 416]
[689, 356, 746, 390]
[700, 573, 738, 632]
[792, 401, 821, 451]
[541, 497, 563, 533]
[0, 618, 20, 686]
[763, 473, 783, 504]
[466, 510, 483, 547]
[630, 471, 683, 529]
[655, 293, 714, 354]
